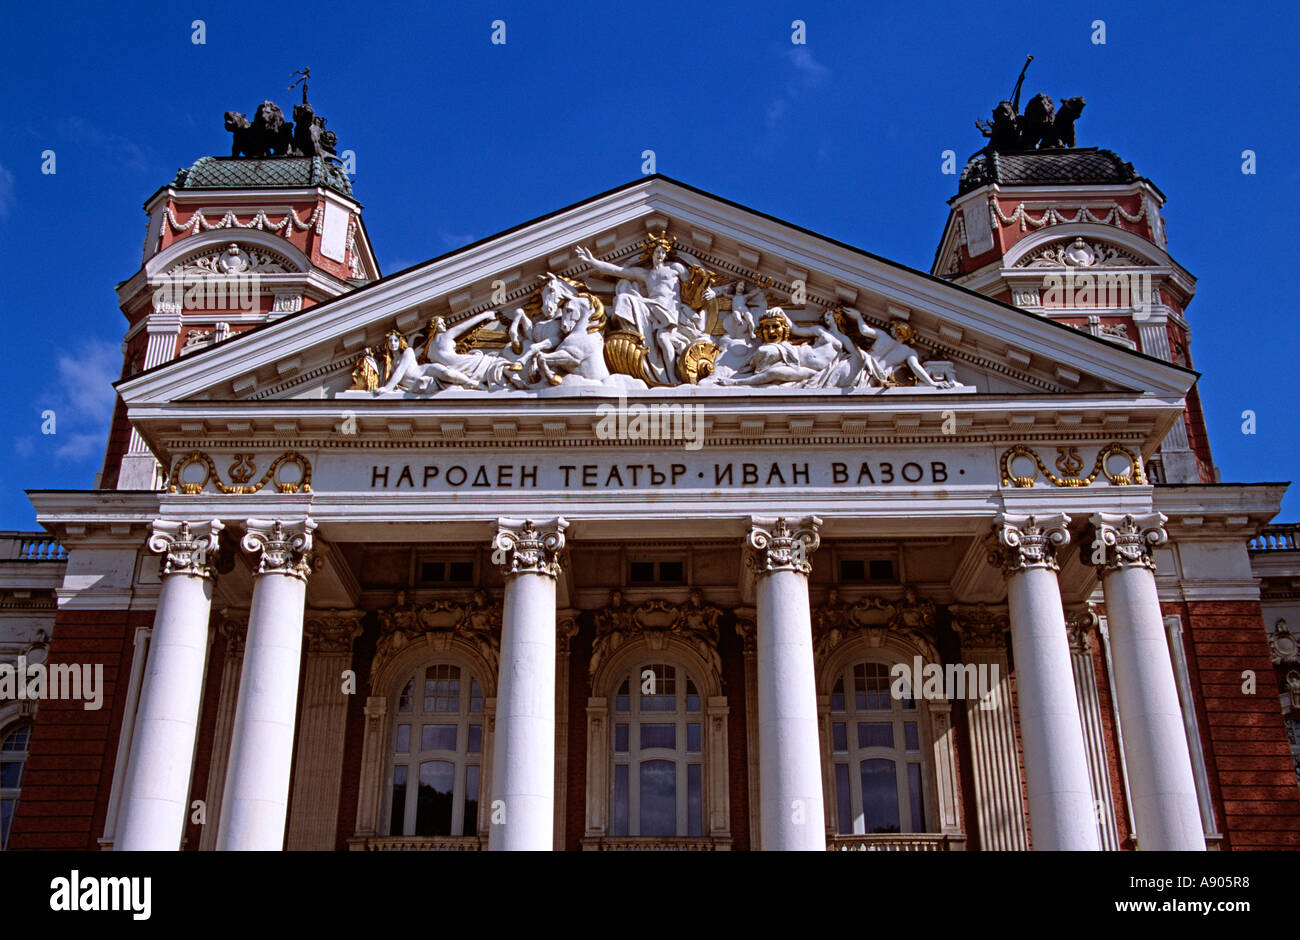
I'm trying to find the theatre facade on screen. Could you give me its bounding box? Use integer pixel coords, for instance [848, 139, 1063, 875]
[6, 90, 1300, 852]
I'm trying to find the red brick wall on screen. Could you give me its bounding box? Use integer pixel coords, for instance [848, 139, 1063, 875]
[8, 608, 151, 850]
[1176, 598, 1300, 848]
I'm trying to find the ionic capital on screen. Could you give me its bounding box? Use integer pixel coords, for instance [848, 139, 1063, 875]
[746, 515, 821, 576]
[1089, 512, 1168, 573]
[988, 512, 1071, 575]
[148, 518, 224, 579]
[491, 517, 568, 578]
[241, 517, 317, 581]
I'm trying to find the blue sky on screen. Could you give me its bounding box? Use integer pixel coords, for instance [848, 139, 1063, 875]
[0, 0, 1295, 527]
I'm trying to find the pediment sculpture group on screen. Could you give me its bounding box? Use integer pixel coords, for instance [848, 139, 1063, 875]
[347, 233, 961, 395]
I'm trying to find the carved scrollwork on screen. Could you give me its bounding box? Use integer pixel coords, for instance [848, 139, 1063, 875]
[988, 512, 1072, 574]
[304, 609, 366, 653]
[491, 517, 568, 578]
[1088, 512, 1168, 573]
[746, 516, 821, 576]
[148, 518, 224, 579]
[166, 450, 312, 495]
[241, 517, 316, 581]
[951, 603, 1010, 652]
[999, 443, 1145, 488]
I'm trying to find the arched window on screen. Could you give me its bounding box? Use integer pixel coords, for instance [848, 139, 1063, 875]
[386, 663, 484, 837]
[826, 661, 928, 834]
[1, 725, 32, 850]
[610, 661, 705, 837]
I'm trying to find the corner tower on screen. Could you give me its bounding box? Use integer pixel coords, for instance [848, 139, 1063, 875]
[102, 84, 379, 489]
[931, 62, 1210, 484]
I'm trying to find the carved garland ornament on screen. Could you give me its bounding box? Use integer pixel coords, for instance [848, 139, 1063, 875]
[167, 451, 313, 495]
[589, 590, 724, 679]
[372, 591, 502, 680]
[992, 200, 1149, 233]
[999, 443, 1145, 488]
[813, 587, 937, 660]
[162, 204, 324, 240]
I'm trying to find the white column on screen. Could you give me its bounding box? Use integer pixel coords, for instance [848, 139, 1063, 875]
[990, 513, 1099, 850]
[1090, 512, 1204, 851]
[216, 518, 316, 851]
[117, 519, 224, 851]
[1066, 607, 1122, 850]
[747, 515, 825, 851]
[488, 517, 567, 851]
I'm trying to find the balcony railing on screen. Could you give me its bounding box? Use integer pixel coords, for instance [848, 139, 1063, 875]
[827, 834, 963, 851]
[582, 837, 728, 851]
[0, 532, 67, 561]
[1250, 524, 1300, 552]
[348, 836, 484, 851]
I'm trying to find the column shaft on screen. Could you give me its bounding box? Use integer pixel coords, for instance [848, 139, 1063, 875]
[488, 517, 566, 851]
[117, 520, 222, 851]
[1093, 512, 1204, 850]
[991, 513, 1099, 851]
[216, 517, 315, 851]
[749, 516, 825, 851]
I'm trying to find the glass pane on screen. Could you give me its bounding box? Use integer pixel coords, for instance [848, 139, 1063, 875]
[467, 724, 482, 754]
[463, 765, 480, 836]
[860, 759, 900, 833]
[832, 722, 848, 753]
[904, 722, 920, 751]
[614, 724, 629, 753]
[415, 761, 455, 836]
[389, 765, 408, 835]
[1, 727, 30, 751]
[640, 664, 676, 712]
[612, 765, 629, 836]
[424, 664, 461, 713]
[908, 763, 925, 832]
[398, 680, 413, 713]
[639, 760, 676, 837]
[1, 798, 13, 848]
[615, 678, 630, 713]
[686, 723, 701, 753]
[0, 760, 22, 789]
[830, 678, 845, 713]
[857, 722, 894, 749]
[640, 724, 676, 750]
[687, 764, 702, 837]
[855, 663, 891, 710]
[395, 724, 410, 754]
[686, 679, 700, 713]
[469, 679, 483, 713]
[834, 764, 852, 834]
[421, 725, 457, 751]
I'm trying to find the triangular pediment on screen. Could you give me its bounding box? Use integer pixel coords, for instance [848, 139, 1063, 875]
[118, 176, 1194, 412]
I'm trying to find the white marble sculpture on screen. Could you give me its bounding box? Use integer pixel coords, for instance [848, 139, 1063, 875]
[574, 233, 713, 385]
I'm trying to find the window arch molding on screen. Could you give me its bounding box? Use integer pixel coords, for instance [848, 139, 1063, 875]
[354, 635, 498, 844]
[816, 631, 963, 845]
[584, 635, 730, 847]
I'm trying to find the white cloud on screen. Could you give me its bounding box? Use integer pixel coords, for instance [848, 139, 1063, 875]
[766, 47, 831, 129]
[19, 338, 121, 468]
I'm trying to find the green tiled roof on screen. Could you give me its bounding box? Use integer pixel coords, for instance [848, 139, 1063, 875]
[957, 148, 1143, 196]
[173, 155, 353, 197]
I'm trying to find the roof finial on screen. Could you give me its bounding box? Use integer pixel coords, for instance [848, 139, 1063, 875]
[288, 67, 311, 106]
